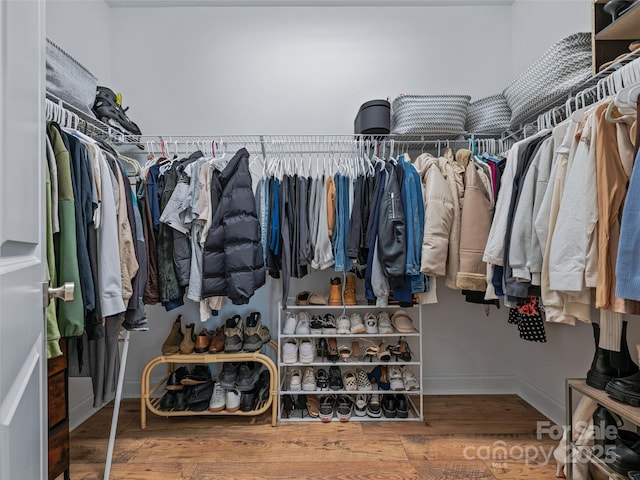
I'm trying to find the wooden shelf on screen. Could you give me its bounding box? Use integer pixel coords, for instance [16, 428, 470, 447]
[568, 379, 640, 425]
[140, 341, 279, 428]
[596, 2, 640, 40]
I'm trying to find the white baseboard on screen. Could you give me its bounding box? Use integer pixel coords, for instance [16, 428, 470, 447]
[423, 374, 517, 395]
[514, 375, 565, 426]
[69, 393, 100, 431]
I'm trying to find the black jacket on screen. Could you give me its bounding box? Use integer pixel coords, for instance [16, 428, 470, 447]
[202, 148, 265, 304]
[377, 162, 406, 279]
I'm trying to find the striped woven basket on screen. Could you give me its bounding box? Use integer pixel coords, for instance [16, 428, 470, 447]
[465, 94, 512, 134]
[504, 32, 592, 129]
[391, 94, 471, 137]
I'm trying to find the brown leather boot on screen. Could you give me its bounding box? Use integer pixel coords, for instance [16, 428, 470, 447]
[161, 315, 184, 356]
[194, 329, 210, 354]
[328, 277, 342, 306]
[344, 274, 357, 306]
[208, 326, 226, 354]
[179, 323, 196, 354]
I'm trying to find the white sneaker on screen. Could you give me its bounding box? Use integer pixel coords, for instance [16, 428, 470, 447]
[302, 367, 316, 391]
[299, 338, 315, 364]
[401, 366, 420, 391]
[364, 313, 378, 334]
[349, 313, 366, 334]
[389, 366, 405, 391]
[283, 312, 298, 335]
[225, 387, 241, 412]
[337, 315, 351, 334]
[282, 338, 298, 364]
[295, 311, 311, 334]
[377, 312, 393, 334]
[289, 368, 302, 391]
[208, 381, 225, 412]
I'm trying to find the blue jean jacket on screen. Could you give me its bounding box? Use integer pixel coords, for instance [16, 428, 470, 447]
[400, 155, 424, 276]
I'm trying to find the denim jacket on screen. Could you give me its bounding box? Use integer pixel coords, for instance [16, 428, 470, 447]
[400, 155, 424, 276]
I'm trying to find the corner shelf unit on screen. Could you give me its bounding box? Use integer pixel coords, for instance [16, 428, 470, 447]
[277, 301, 424, 422]
[140, 341, 279, 428]
[592, 0, 640, 74]
[565, 379, 640, 479]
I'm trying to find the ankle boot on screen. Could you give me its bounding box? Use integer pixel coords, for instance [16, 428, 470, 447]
[179, 323, 196, 354]
[328, 277, 342, 306]
[344, 274, 357, 306]
[603, 0, 633, 22]
[161, 315, 184, 356]
[610, 321, 639, 378]
[592, 406, 620, 455]
[587, 323, 619, 390]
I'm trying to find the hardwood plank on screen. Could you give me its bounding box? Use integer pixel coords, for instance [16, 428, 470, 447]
[68, 395, 559, 479]
[399, 434, 556, 462]
[411, 460, 497, 479]
[485, 460, 558, 479]
[61, 463, 197, 480]
[191, 461, 418, 480]
[130, 434, 408, 463]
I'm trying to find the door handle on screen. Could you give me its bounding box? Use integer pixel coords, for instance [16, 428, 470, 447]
[45, 282, 75, 302]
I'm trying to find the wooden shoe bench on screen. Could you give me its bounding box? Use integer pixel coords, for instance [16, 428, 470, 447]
[140, 340, 278, 428]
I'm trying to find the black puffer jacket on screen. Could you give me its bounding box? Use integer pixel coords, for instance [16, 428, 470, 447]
[201, 148, 265, 304]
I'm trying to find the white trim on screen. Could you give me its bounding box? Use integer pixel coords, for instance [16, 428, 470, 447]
[69, 394, 100, 431]
[106, 0, 514, 7]
[0, 338, 41, 426]
[514, 375, 565, 426]
[424, 374, 517, 395]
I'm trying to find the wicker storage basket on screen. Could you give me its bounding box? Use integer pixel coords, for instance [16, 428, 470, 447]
[465, 94, 512, 134]
[503, 32, 592, 128]
[46, 38, 97, 116]
[391, 94, 471, 136]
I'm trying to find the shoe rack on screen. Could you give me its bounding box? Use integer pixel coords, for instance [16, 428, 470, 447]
[565, 379, 640, 480]
[592, 0, 640, 73]
[140, 341, 279, 428]
[276, 301, 424, 422]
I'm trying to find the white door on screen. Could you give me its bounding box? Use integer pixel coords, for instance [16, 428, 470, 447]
[0, 1, 48, 479]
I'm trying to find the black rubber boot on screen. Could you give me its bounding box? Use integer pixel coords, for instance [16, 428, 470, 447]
[592, 405, 620, 456]
[587, 323, 620, 390]
[611, 321, 639, 378]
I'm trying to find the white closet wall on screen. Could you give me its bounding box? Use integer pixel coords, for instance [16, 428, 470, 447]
[511, 0, 592, 78]
[47, 0, 630, 428]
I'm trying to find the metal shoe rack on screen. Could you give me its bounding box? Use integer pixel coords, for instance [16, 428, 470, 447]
[140, 340, 279, 428]
[276, 301, 424, 422]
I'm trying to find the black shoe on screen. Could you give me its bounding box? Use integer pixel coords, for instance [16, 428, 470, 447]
[629, 471, 640, 480]
[240, 388, 258, 412]
[236, 362, 260, 392]
[609, 435, 640, 476]
[255, 369, 270, 402]
[395, 394, 409, 418]
[92, 86, 142, 136]
[382, 396, 397, 418]
[181, 364, 212, 386]
[159, 391, 176, 411]
[187, 381, 215, 411]
[592, 405, 620, 454]
[603, 0, 633, 22]
[224, 315, 244, 353]
[587, 322, 639, 390]
[174, 387, 190, 411]
[316, 338, 329, 359]
[220, 362, 240, 389]
[165, 366, 189, 390]
[329, 366, 343, 391]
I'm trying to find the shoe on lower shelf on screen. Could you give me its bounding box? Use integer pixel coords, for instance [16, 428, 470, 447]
[367, 386, 382, 418]
[282, 338, 299, 364]
[165, 366, 189, 390]
[302, 367, 316, 391]
[219, 362, 240, 389]
[236, 362, 260, 392]
[208, 382, 225, 412]
[382, 395, 397, 418]
[396, 394, 409, 418]
[225, 387, 241, 413]
[319, 395, 335, 423]
[159, 391, 176, 411]
[354, 394, 368, 417]
[336, 395, 353, 422]
[289, 367, 303, 392]
[401, 366, 419, 391]
[299, 338, 316, 364]
[389, 366, 405, 391]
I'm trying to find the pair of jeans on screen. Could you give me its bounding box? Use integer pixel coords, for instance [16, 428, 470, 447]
[333, 174, 350, 272]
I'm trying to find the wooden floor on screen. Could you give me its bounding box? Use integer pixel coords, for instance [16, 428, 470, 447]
[65, 395, 559, 480]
